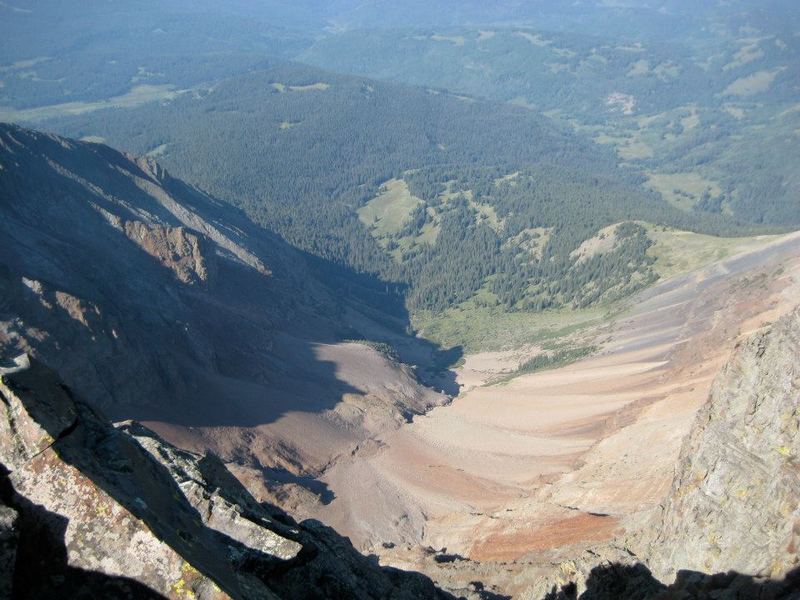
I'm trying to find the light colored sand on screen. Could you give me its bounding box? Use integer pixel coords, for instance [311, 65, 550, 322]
[455, 348, 530, 389]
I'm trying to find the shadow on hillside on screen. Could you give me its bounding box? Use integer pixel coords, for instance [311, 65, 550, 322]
[301, 251, 463, 396]
[257, 465, 335, 504]
[159, 153, 463, 399]
[159, 151, 461, 406]
[0, 123, 462, 433]
[113, 202, 464, 427]
[542, 561, 800, 600]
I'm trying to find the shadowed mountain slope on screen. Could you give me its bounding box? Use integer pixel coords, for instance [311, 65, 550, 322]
[0, 122, 449, 494]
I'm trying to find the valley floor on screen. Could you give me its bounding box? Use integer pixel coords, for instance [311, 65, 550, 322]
[302, 231, 800, 596]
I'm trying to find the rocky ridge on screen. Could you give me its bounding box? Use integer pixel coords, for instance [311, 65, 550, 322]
[0, 355, 452, 599]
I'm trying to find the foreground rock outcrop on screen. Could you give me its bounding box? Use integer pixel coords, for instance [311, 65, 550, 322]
[646, 306, 800, 582]
[0, 355, 452, 599]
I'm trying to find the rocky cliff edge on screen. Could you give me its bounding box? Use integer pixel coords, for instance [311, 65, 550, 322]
[0, 355, 452, 599]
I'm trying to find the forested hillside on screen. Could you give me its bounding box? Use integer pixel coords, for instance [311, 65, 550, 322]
[0, 1, 312, 111]
[3, 0, 796, 339]
[43, 62, 775, 323]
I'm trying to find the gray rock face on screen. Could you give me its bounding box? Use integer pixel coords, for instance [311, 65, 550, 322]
[119, 421, 302, 562]
[646, 307, 800, 582]
[0, 357, 453, 599]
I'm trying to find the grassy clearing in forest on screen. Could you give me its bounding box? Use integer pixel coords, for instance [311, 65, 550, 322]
[358, 179, 423, 238]
[644, 224, 781, 279]
[272, 82, 331, 93]
[0, 84, 182, 122]
[645, 172, 722, 211]
[413, 302, 609, 354]
[723, 68, 785, 97]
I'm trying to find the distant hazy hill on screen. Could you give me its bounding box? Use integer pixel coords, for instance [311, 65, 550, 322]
[301, 14, 800, 227]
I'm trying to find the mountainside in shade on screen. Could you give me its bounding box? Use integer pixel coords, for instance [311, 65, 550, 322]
[0, 355, 452, 599]
[0, 123, 448, 503]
